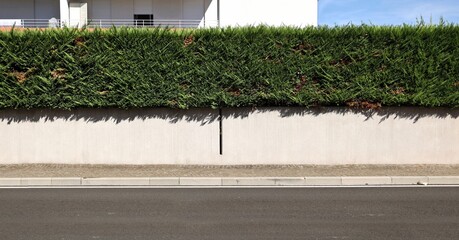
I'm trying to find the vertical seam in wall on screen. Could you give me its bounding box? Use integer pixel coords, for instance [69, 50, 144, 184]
[219, 108, 223, 155]
[217, 0, 220, 27]
[33, 0, 36, 20]
[109, 0, 112, 20]
[203, 0, 206, 27]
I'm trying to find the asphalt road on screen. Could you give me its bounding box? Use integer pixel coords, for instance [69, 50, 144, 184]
[0, 187, 458, 240]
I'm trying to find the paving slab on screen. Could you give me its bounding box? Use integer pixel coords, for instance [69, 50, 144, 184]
[82, 178, 150, 186]
[180, 177, 222, 186]
[0, 178, 21, 186]
[391, 176, 428, 185]
[428, 176, 459, 185]
[149, 177, 180, 185]
[222, 178, 277, 186]
[20, 178, 52, 186]
[342, 176, 392, 185]
[275, 177, 306, 186]
[305, 177, 342, 186]
[51, 178, 81, 186]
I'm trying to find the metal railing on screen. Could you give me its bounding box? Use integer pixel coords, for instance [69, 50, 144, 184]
[0, 19, 220, 29]
[0, 19, 60, 28]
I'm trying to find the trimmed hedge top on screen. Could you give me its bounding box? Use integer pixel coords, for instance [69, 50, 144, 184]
[0, 25, 458, 109]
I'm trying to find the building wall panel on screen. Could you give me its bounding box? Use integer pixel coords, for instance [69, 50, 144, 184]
[111, 0, 133, 19]
[134, 0, 153, 14]
[152, 0, 181, 20]
[35, 0, 60, 19]
[0, 0, 35, 19]
[90, 0, 111, 19]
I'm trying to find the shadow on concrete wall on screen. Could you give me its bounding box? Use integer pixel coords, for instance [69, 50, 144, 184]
[224, 107, 459, 123]
[0, 107, 458, 124]
[0, 108, 219, 125]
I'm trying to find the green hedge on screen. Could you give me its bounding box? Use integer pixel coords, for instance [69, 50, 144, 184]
[1, 25, 458, 109]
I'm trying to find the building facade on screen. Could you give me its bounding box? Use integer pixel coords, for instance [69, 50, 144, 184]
[0, 0, 318, 28]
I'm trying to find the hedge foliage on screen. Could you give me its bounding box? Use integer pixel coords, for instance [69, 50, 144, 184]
[0, 24, 458, 109]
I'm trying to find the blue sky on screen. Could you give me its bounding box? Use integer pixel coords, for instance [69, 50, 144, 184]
[319, 0, 459, 26]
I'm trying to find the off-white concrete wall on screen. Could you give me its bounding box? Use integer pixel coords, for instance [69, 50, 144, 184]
[0, 109, 220, 164]
[152, 0, 182, 20]
[204, 0, 218, 27]
[89, 0, 110, 19]
[1, 107, 457, 165]
[111, 0, 133, 19]
[0, 0, 35, 19]
[222, 107, 459, 165]
[0, 0, 60, 20]
[35, 0, 60, 19]
[219, 0, 318, 27]
[0, 0, 60, 19]
[134, 0, 153, 14]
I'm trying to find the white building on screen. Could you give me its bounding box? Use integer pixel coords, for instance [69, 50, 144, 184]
[0, 0, 317, 28]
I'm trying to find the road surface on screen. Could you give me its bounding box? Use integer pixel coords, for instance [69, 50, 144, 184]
[0, 187, 458, 240]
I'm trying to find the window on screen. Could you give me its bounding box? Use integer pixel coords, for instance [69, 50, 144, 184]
[134, 14, 154, 26]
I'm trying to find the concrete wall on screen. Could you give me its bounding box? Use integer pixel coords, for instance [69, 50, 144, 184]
[219, 0, 318, 27]
[222, 108, 459, 165]
[0, 109, 220, 164]
[1, 107, 458, 165]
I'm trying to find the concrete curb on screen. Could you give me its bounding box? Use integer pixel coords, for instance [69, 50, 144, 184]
[0, 176, 458, 186]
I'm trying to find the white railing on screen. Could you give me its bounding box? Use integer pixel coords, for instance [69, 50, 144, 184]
[0, 19, 220, 28]
[0, 19, 60, 28]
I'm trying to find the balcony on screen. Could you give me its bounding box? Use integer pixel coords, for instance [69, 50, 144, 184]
[0, 18, 220, 29]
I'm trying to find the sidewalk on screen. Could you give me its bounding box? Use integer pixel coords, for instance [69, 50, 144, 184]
[1, 164, 458, 177]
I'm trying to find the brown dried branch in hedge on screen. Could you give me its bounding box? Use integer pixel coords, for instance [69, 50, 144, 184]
[346, 100, 382, 110]
[184, 35, 194, 47]
[51, 68, 66, 80]
[391, 87, 405, 95]
[228, 87, 241, 96]
[10, 68, 36, 84]
[294, 74, 308, 93]
[73, 36, 85, 46]
[11, 71, 27, 84]
[330, 56, 353, 67]
[292, 42, 314, 55]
